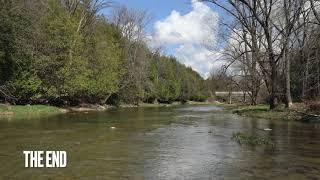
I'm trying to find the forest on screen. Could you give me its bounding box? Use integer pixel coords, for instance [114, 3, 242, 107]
[205, 0, 320, 111]
[0, 0, 207, 106]
[1, 0, 320, 113]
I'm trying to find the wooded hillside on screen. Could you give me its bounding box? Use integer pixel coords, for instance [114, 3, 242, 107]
[0, 0, 208, 106]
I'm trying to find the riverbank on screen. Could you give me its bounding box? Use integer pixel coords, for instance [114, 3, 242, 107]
[0, 101, 213, 117]
[0, 104, 62, 116]
[219, 103, 306, 121]
[0, 102, 308, 121]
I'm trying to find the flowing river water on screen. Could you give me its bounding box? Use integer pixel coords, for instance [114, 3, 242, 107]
[0, 105, 320, 179]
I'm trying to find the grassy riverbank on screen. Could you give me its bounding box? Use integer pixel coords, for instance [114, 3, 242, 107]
[219, 103, 305, 121]
[0, 101, 213, 117]
[137, 101, 212, 107]
[0, 102, 304, 121]
[0, 104, 61, 116]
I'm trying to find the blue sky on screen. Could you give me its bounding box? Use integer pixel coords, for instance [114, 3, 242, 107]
[103, 0, 229, 78]
[109, 0, 192, 30]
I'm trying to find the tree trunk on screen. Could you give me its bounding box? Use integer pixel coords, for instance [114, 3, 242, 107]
[252, 90, 258, 105]
[102, 94, 112, 105]
[228, 91, 232, 104]
[250, 28, 259, 106]
[284, 49, 293, 108]
[317, 50, 320, 96]
[270, 58, 278, 110]
[302, 53, 310, 98]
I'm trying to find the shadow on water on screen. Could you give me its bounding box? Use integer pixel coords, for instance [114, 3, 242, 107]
[0, 105, 320, 179]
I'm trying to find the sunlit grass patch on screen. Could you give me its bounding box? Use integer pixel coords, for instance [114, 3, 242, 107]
[235, 106, 300, 121]
[220, 104, 302, 121]
[0, 104, 61, 116]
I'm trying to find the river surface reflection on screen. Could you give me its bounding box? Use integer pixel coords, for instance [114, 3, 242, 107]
[0, 105, 320, 179]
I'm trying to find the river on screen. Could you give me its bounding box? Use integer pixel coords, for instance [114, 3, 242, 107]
[0, 105, 320, 179]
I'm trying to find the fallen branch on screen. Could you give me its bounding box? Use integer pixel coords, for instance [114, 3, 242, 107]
[292, 110, 320, 118]
[0, 85, 17, 102]
[291, 109, 320, 122]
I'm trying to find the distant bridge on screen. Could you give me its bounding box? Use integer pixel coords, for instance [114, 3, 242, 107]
[215, 91, 245, 96]
[214, 91, 246, 103]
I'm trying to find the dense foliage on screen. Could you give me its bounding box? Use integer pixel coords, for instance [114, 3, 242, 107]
[0, 0, 207, 106]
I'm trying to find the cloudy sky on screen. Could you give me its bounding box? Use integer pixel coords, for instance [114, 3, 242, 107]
[107, 0, 225, 78]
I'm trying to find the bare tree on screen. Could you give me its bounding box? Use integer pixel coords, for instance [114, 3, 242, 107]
[205, 0, 303, 109]
[309, 0, 320, 24]
[111, 6, 152, 103]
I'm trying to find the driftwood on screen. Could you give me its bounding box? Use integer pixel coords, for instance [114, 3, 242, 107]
[0, 112, 14, 116]
[255, 128, 272, 131]
[292, 110, 320, 121]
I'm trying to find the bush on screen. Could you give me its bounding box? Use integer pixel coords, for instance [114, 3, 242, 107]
[306, 99, 320, 115]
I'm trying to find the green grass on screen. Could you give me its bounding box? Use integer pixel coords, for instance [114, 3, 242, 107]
[137, 102, 183, 108]
[186, 101, 213, 105]
[219, 103, 303, 121]
[232, 132, 275, 147]
[137, 103, 174, 108]
[0, 104, 61, 116]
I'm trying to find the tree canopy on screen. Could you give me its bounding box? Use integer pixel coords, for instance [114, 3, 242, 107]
[0, 0, 207, 106]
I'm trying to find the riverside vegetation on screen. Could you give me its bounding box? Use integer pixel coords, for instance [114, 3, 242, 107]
[221, 104, 303, 121]
[0, 0, 207, 108]
[1, 0, 319, 120]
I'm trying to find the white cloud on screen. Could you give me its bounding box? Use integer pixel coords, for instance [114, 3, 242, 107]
[153, 0, 218, 46]
[150, 0, 222, 78]
[175, 45, 223, 78]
